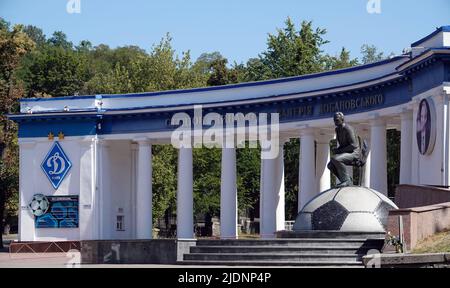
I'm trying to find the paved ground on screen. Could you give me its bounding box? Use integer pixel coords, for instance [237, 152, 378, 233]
[1, 252, 311, 268]
[0, 242, 273, 268]
[0, 250, 229, 268]
[0, 252, 358, 268]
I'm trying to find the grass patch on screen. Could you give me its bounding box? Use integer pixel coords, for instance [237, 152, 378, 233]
[412, 229, 450, 254]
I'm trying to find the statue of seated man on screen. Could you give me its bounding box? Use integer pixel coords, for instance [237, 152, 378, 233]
[327, 112, 361, 187]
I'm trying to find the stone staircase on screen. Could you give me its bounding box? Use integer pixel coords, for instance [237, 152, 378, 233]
[178, 231, 385, 267]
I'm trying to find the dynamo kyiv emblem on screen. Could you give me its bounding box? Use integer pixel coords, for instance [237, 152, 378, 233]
[41, 142, 72, 189]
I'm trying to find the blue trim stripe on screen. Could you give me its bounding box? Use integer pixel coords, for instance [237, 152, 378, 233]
[19, 56, 407, 103]
[411, 26, 450, 47]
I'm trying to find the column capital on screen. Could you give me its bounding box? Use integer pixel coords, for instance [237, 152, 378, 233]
[279, 136, 291, 144]
[97, 139, 111, 148]
[134, 137, 151, 146]
[369, 115, 386, 127]
[353, 124, 370, 138]
[400, 109, 413, 121]
[131, 143, 139, 151]
[411, 97, 422, 108]
[79, 136, 96, 143]
[299, 126, 315, 137]
[432, 91, 449, 105]
[396, 102, 414, 114]
[315, 130, 334, 143]
[79, 140, 93, 148]
[444, 86, 450, 96]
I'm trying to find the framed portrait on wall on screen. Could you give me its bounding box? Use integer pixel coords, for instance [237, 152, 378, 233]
[416, 98, 436, 155]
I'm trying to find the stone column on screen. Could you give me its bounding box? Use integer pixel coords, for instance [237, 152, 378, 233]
[136, 139, 153, 239]
[400, 110, 413, 184]
[18, 141, 36, 241]
[79, 139, 96, 240]
[357, 128, 371, 187]
[130, 143, 138, 239]
[370, 118, 388, 195]
[99, 140, 112, 239]
[299, 128, 316, 210]
[316, 134, 331, 193]
[260, 141, 285, 239]
[177, 147, 194, 239]
[275, 141, 286, 232]
[220, 147, 238, 239]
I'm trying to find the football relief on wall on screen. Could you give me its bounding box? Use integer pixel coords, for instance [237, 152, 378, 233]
[29, 194, 79, 228]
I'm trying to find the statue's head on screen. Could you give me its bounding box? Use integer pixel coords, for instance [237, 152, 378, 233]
[333, 112, 345, 127]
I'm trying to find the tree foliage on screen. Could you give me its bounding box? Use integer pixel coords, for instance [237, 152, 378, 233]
[245, 18, 328, 81]
[323, 47, 359, 70]
[0, 19, 35, 247]
[361, 44, 385, 64]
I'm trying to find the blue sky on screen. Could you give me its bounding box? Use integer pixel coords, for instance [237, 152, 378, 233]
[1, 0, 449, 64]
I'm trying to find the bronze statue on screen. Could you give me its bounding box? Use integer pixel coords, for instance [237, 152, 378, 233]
[327, 112, 362, 187]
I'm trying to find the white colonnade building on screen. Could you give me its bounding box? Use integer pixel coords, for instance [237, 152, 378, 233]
[9, 27, 450, 241]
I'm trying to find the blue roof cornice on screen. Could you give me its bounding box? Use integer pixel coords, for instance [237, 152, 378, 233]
[411, 26, 450, 47]
[396, 48, 450, 75]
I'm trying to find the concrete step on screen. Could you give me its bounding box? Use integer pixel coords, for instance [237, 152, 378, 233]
[183, 252, 362, 262]
[196, 238, 384, 247]
[181, 234, 384, 267]
[276, 230, 386, 239]
[178, 260, 363, 267]
[190, 245, 379, 254]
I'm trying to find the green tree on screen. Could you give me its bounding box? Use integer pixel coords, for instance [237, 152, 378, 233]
[205, 59, 245, 86]
[387, 130, 400, 198]
[21, 45, 88, 97]
[193, 148, 222, 217]
[284, 139, 299, 219]
[22, 25, 46, 47]
[207, 58, 228, 86]
[76, 40, 93, 53]
[152, 145, 177, 226]
[85, 62, 134, 94]
[48, 31, 73, 50]
[323, 47, 359, 70]
[245, 18, 328, 81]
[193, 52, 224, 75]
[236, 145, 261, 219]
[361, 44, 385, 64]
[0, 19, 34, 248]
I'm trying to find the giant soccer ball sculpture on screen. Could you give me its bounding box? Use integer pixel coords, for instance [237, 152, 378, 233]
[293, 186, 398, 232]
